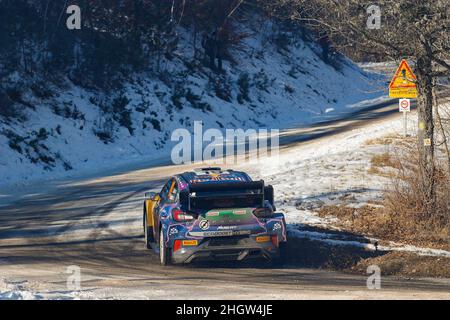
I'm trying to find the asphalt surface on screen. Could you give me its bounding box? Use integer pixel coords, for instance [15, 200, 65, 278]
[0, 97, 449, 299]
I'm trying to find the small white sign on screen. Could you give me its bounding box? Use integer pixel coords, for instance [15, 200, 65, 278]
[399, 98, 410, 112]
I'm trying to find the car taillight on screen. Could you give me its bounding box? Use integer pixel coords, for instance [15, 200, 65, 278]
[173, 209, 195, 222]
[174, 239, 198, 252]
[271, 235, 279, 247]
[173, 240, 182, 252]
[253, 207, 274, 218]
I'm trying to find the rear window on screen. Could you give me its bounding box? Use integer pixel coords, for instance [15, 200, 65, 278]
[190, 194, 262, 210]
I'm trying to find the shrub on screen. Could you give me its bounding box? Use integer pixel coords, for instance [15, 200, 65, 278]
[185, 89, 212, 112]
[93, 117, 114, 144]
[381, 144, 449, 245]
[273, 33, 291, 51]
[209, 76, 232, 103]
[112, 95, 134, 135]
[253, 69, 270, 93]
[8, 136, 23, 154]
[37, 128, 48, 140]
[0, 89, 21, 119]
[322, 141, 450, 248]
[237, 73, 251, 104]
[284, 84, 295, 94]
[30, 82, 53, 99]
[150, 118, 161, 132]
[171, 85, 185, 110]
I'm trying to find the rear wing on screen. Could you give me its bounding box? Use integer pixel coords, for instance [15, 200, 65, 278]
[189, 181, 264, 193]
[180, 181, 275, 210]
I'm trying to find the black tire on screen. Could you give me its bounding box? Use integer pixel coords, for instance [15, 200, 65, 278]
[159, 229, 172, 266]
[144, 212, 154, 249]
[273, 242, 288, 267]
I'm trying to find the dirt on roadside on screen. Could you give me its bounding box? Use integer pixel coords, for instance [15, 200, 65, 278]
[286, 235, 450, 278]
[317, 204, 450, 252]
[350, 251, 450, 278]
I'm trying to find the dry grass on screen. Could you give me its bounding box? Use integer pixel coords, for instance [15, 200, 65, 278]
[370, 152, 397, 168]
[368, 152, 399, 176]
[364, 134, 398, 146]
[318, 205, 393, 240]
[351, 251, 450, 278]
[383, 144, 450, 245]
[367, 166, 382, 176]
[364, 133, 417, 146]
[321, 139, 450, 250]
[318, 204, 450, 250]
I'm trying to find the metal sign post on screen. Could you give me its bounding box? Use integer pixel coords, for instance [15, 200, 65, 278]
[399, 98, 410, 137]
[403, 110, 407, 137]
[390, 60, 417, 138]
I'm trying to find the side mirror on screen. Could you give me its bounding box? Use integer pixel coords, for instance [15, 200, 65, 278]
[264, 185, 275, 211]
[144, 192, 159, 200]
[179, 191, 189, 209]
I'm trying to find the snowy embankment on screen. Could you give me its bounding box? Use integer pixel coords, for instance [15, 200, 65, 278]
[0, 20, 385, 189]
[255, 111, 450, 258]
[0, 278, 43, 300]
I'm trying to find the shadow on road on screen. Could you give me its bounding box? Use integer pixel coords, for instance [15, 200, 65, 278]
[187, 224, 385, 271]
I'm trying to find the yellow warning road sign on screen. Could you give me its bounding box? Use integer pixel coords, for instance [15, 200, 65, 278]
[389, 59, 418, 98]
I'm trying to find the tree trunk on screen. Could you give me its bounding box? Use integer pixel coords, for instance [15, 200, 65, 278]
[415, 55, 436, 216]
[193, 18, 198, 60]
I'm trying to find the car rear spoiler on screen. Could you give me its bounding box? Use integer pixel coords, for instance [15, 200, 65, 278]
[180, 181, 275, 210]
[188, 180, 264, 193]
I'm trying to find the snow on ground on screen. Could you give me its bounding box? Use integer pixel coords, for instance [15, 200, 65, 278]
[0, 19, 386, 190]
[1, 110, 450, 300]
[257, 116, 405, 223]
[250, 111, 450, 258]
[0, 278, 44, 300]
[3, 107, 448, 260]
[72, 109, 449, 259]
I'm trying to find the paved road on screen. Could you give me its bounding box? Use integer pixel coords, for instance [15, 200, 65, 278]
[0, 98, 449, 299]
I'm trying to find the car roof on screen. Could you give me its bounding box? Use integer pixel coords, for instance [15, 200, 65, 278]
[176, 167, 252, 186]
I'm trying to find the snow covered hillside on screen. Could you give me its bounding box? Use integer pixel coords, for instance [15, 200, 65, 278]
[0, 21, 385, 187]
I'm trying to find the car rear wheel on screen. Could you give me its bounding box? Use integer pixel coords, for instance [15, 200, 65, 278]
[144, 212, 154, 249]
[273, 242, 287, 267]
[159, 229, 172, 266]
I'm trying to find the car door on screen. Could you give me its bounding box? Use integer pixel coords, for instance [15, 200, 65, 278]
[153, 179, 173, 239]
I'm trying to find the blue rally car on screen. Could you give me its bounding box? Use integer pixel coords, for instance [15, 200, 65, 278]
[143, 167, 287, 265]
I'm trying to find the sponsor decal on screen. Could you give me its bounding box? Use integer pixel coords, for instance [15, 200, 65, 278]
[217, 225, 237, 230]
[190, 230, 251, 237]
[273, 222, 281, 231]
[199, 219, 210, 230]
[189, 176, 246, 184]
[178, 181, 188, 190]
[256, 235, 270, 243]
[182, 240, 198, 246]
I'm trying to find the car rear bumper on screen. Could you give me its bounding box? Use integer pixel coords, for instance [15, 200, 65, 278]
[171, 235, 282, 264]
